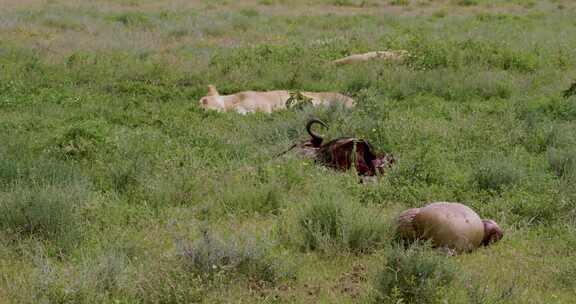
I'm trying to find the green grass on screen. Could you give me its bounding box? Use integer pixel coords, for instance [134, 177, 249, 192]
[372, 243, 458, 304]
[1, 0, 576, 302]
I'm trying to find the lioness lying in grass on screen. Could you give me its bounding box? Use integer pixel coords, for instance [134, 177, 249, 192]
[198, 85, 354, 114]
[332, 50, 409, 65]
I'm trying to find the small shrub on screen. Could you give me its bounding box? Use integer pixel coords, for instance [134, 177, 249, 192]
[473, 158, 524, 192]
[389, 0, 409, 5]
[136, 263, 206, 303]
[31, 247, 142, 303]
[562, 82, 576, 99]
[178, 230, 290, 284]
[0, 183, 89, 253]
[547, 148, 576, 177]
[0, 155, 90, 254]
[521, 120, 559, 153]
[239, 8, 259, 17]
[555, 264, 576, 289]
[0, 155, 85, 189]
[53, 122, 110, 160]
[454, 0, 478, 6]
[372, 244, 457, 304]
[406, 37, 452, 70]
[109, 12, 152, 28]
[280, 191, 389, 253]
[500, 189, 564, 225]
[332, 0, 371, 7]
[464, 276, 518, 304]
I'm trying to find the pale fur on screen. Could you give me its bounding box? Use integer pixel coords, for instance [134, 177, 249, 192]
[198, 85, 354, 114]
[332, 50, 409, 65]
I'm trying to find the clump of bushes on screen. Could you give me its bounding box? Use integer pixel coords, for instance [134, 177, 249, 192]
[547, 148, 576, 178]
[178, 230, 292, 284]
[53, 121, 110, 160]
[279, 186, 389, 253]
[372, 244, 457, 304]
[0, 184, 88, 246]
[0, 155, 91, 255]
[473, 158, 524, 192]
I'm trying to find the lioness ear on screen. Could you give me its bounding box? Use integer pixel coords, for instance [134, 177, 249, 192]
[207, 85, 219, 96]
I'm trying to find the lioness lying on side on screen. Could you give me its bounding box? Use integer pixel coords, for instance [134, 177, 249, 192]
[198, 85, 354, 114]
[333, 50, 409, 65]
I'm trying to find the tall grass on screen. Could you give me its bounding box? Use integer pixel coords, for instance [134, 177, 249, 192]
[372, 243, 457, 304]
[0, 153, 91, 255]
[2, 0, 576, 302]
[278, 182, 390, 253]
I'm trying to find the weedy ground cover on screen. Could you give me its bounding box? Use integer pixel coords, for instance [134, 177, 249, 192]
[1, 0, 576, 302]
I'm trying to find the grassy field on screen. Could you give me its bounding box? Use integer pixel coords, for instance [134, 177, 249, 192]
[1, 0, 576, 302]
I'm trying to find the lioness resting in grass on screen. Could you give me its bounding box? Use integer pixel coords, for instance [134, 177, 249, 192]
[396, 202, 503, 254]
[332, 50, 409, 65]
[198, 85, 354, 114]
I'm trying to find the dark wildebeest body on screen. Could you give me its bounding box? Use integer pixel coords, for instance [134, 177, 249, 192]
[297, 119, 395, 176]
[317, 138, 382, 176]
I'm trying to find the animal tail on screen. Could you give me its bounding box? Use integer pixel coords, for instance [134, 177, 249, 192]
[272, 143, 298, 159]
[306, 119, 328, 147]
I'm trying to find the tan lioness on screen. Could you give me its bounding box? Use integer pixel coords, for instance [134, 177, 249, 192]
[333, 50, 409, 65]
[198, 85, 354, 114]
[396, 202, 503, 254]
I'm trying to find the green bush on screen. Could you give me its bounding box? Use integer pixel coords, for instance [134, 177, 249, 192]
[0, 150, 85, 189]
[178, 230, 291, 284]
[454, 0, 478, 6]
[473, 158, 524, 192]
[0, 184, 89, 253]
[372, 244, 457, 304]
[547, 148, 576, 178]
[0, 155, 90, 254]
[135, 262, 206, 303]
[498, 189, 564, 225]
[279, 186, 389, 253]
[53, 122, 110, 160]
[108, 12, 153, 28]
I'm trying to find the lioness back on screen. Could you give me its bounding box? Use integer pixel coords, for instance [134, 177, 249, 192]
[235, 90, 290, 113]
[302, 92, 355, 108]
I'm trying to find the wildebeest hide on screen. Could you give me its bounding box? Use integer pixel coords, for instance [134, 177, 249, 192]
[287, 119, 395, 177]
[315, 137, 395, 176]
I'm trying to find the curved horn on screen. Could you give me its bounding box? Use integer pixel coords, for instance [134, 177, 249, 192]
[306, 119, 328, 147]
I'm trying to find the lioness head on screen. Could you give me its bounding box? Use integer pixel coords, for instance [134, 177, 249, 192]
[481, 219, 503, 246]
[198, 85, 224, 112]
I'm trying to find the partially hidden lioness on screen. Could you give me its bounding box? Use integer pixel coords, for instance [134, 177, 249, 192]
[332, 50, 409, 65]
[396, 202, 503, 254]
[198, 85, 354, 114]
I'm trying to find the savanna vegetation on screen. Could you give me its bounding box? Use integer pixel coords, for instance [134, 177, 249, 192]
[1, 0, 575, 302]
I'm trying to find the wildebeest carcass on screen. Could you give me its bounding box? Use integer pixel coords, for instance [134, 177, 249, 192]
[280, 119, 395, 178]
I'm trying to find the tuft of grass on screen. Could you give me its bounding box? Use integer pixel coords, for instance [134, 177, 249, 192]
[52, 121, 111, 161]
[372, 243, 457, 304]
[279, 185, 389, 253]
[0, 154, 91, 255]
[454, 0, 478, 6]
[0, 184, 89, 254]
[108, 12, 153, 28]
[548, 148, 576, 178]
[331, 0, 373, 7]
[389, 0, 409, 5]
[473, 158, 524, 192]
[563, 81, 576, 99]
[178, 229, 292, 284]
